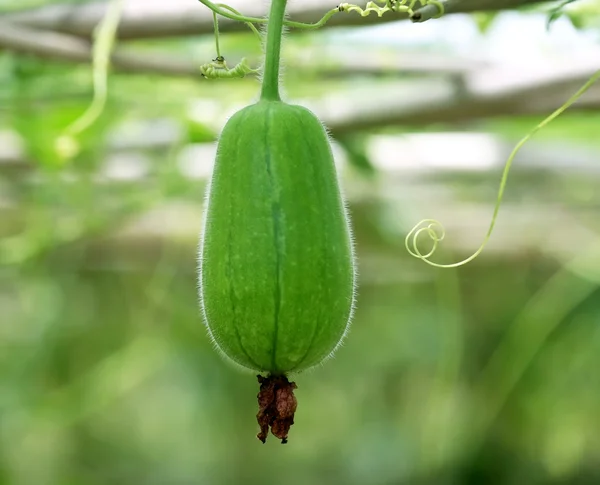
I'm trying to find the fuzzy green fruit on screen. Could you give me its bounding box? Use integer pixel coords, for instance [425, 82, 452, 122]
[199, 100, 355, 375]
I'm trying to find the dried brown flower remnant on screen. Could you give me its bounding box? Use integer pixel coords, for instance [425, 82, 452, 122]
[256, 374, 297, 444]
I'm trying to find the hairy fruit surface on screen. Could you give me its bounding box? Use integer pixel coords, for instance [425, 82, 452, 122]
[199, 100, 355, 375]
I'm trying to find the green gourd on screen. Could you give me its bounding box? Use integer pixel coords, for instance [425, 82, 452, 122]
[199, 99, 355, 374]
[197, 0, 355, 443]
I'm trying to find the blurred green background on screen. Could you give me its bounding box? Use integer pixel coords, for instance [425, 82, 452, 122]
[2, 0, 600, 484]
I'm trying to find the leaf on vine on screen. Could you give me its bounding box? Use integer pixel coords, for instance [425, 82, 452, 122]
[546, 0, 581, 30]
[472, 12, 499, 34]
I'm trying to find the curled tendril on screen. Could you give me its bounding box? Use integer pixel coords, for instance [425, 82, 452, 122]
[406, 68, 600, 269]
[201, 4, 260, 80]
[405, 220, 446, 260]
[200, 57, 258, 79]
[338, 0, 444, 18]
[338, 1, 396, 16]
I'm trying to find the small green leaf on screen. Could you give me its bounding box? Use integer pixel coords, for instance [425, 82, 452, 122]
[184, 119, 217, 144]
[546, 0, 581, 30]
[472, 12, 498, 34]
[337, 135, 376, 177]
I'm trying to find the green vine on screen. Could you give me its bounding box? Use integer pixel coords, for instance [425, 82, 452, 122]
[55, 0, 124, 162]
[196, 0, 443, 34]
[197, 0, 444, 80]
[196, 0, 339, 30]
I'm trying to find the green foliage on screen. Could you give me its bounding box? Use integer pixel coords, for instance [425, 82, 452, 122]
[545, 0, 600, 30]
[0, 0, 90, 12]
[5, 56, 117, 169]
[547, 0, 581, 27]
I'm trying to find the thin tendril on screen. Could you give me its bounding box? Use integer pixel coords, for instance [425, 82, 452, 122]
[201, 4, 262, 79]
[217, 4, 262, 40]
[213, 10, 222, 58]
[56, 0, 124, 160]
[197, 0, 338, 30]
[406, 68, 600, 268]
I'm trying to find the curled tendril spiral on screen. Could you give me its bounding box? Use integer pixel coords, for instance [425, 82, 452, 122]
[405, 220, 446, 260]
[201, 4, 261, 81]
[338, 0, 444, 18]
[338, 1, 396, 16]
[200, 57, 258, 79]
[405, 68, 600, 269]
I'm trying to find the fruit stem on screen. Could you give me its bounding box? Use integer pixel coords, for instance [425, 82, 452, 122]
[260, 0, 288, 102]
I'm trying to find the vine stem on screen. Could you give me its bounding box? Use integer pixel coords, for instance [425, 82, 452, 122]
[196, 0, 338, 30]
[64, 0, 124, 137]
[260, 0, 288, 102]
[217, 3, 262, 40]
[55, 0, 124, 160]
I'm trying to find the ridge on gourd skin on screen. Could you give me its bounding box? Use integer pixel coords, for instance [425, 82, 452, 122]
[199, 99, 356, 375]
